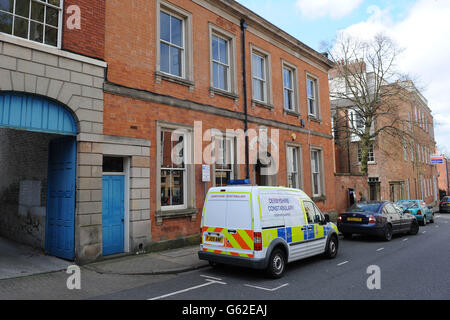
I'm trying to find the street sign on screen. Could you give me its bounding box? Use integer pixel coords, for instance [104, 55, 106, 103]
[431, 155, 444, 165]
[202, 165, 211, 182]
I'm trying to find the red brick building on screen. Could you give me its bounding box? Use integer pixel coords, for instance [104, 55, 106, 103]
[102, 0, 337, 249]
[331, 63, 439, 213]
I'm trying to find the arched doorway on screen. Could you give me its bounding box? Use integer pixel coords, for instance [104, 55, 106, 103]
[0, 92, 77, 260]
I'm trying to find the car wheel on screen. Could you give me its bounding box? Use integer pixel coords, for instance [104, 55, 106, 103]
[421, 216, 427, 226]
[383, 224, 392, 241]
[266, 248, 286, 279]
[324, 235, 338, 259]
[408, 220, 419, 235]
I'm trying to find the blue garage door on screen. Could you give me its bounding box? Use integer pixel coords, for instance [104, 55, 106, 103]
[46, 137, 77, 260]
[102, 175, 125, 255]
[0, 92, 77, 260]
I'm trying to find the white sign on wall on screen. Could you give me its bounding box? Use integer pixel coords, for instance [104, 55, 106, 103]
[202, 165, 211, 182]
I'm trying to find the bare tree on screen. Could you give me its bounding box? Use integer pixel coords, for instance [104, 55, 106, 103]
[327, 33, 418, 175]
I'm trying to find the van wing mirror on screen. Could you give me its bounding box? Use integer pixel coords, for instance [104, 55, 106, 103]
[324, 214, 330, 223]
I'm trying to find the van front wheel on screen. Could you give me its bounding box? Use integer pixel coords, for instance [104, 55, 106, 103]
[266, 248, 286, 279]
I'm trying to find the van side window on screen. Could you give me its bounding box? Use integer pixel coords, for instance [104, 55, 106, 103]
[303, 201, 321, 224]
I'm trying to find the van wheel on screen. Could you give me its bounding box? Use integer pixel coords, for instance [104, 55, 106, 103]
[324, 235, 338, 259]
[266, 249, 286, 279]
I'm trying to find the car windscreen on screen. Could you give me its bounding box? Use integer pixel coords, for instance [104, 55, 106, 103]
[346, 203, 381, 213]
[443, 197, 449, 202]
[397, 201, 419, 209]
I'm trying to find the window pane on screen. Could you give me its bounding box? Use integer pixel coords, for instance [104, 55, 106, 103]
[170, 15, 182, 47]
[218, 37, 228, 64]
[48, 0, 61, 7]
[161, 170, 171, 206]
[216, 170, 231, 187]
[103, 157, 124, 173]
[46, 6, 59, 27]
[29, 21, 43, 42]
[211, 35, 219, 61]
[253, 79, 263, 101]
[171, 170, 184, 206]
[171, 133, 185, 169]
[0, 11, 13, 33]
[218, 64, 228, 91]
[15, 0, 29, 18]
[31, 2, 45, 23]
[307, 79, 314, 98]
[160, 43, 170, 73]
[161, 131, 172, 168]
[0, 0, 14, 13]
[284, 89, 292, 110]
[13, 16, 28, 39]
[212, 62, 219, 89]
[309, 99, 315, 115]
[252, 54, 264, 79]
[44, 25, 57, 46]
[170, 46, 182, 77]
[283, 68, 292, 89]
[160, 11, 170, 42]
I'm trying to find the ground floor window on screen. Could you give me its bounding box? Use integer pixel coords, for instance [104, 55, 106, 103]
[214, 136, 234, 187]
[310, 149, 322, 197]
[160, 129, 187, 209]
[286, 145, 301, 189]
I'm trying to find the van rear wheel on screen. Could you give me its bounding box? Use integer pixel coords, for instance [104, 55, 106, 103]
[266, 248, 286, 279]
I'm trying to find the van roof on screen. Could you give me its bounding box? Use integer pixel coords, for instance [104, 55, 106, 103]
[208, 186, 311, 199]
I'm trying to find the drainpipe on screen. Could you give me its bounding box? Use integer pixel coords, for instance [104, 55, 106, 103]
[241, 19, 250, 180]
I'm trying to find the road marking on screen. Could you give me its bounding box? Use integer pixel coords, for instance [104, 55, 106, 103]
[200, 275, 223, 281]
[244, 283, 289, 292]
[337, 261, 349, 266]
[376, 248, 384, 252]
[148, 279, 226, 300]
[403, 238, 408, 242]
[422, 231, 427, 234]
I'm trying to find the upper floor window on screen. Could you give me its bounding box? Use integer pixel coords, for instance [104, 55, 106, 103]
[252, 52, 267, 102]
[160, 10, 184, 78]
[307, 76, 319, 118]
[211, 34, 230, 92]
[357, 144, 375, 163]
[0, 0, 62, 47]
[283, 67, 294, 111]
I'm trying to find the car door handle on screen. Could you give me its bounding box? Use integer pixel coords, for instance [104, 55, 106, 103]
[228, 229, 237, 234]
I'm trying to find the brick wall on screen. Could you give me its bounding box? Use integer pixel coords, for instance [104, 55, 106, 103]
[63, 0, 105, 60]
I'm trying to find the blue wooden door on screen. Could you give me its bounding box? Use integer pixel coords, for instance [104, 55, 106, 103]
[46, 137, 76, 260]
[102, 175, 125, 255]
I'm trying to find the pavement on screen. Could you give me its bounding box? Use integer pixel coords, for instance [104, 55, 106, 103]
[84, 245, 208, 276]
[0, 237, 72, 280]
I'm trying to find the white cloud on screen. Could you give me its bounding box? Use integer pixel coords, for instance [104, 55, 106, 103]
[296, 0, 363, 19]
[336, 0, 450, 154]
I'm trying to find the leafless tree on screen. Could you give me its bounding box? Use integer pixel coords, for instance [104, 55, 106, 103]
[326, 33, 419, 175]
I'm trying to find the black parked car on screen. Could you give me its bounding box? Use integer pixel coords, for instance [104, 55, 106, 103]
[440, 196, 450, 213]
[337, 201, 419, 241]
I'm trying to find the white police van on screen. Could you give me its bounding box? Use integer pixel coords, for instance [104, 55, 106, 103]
[198, 180, 339, 278]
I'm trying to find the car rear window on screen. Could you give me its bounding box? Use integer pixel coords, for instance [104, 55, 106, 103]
[347, 203, 381, 213]
[398, 201, 418, 209]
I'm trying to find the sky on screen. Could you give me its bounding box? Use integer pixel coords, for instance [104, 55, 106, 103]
[237, 0, 450, 156]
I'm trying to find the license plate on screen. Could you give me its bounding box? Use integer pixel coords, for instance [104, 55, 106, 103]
[205, 236, 223, 243]
[347, 217, 362, 222]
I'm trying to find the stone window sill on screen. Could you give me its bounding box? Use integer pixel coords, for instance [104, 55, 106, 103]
[155, 208, 198, 225]
[155, 71, 195, 90]
[312, 195, 326, 202]
[251, 99, 274, 110]
[209, 87, 239, 102]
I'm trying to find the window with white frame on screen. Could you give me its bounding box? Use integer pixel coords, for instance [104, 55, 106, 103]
[0, 0, 62, 47]
[214, 135, 234, 187]
[160, 9, 185, 78]
[160, 129, 188, 209]
[283, 66, 295, 111]
[211, 33, 230, 92]
[358, 144, 375, 163]
[252, 52, 267, 103]
[310, 149, 322, 197]
[286, 145, 301, 189]
[307, 77, 319, 118]
[403, 142, 408, 161]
